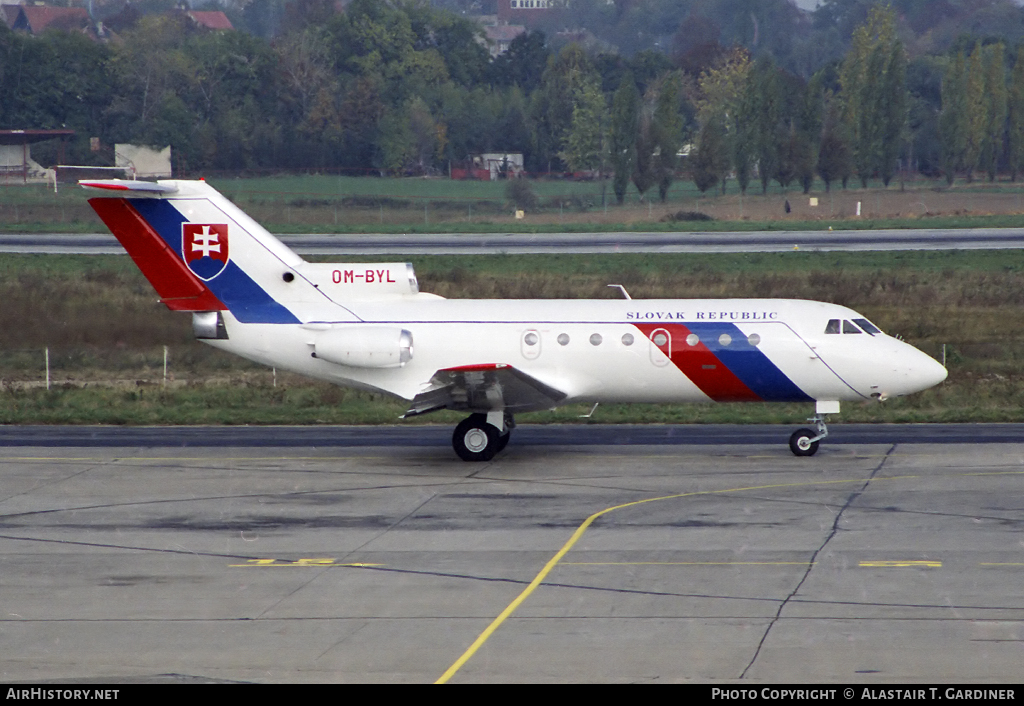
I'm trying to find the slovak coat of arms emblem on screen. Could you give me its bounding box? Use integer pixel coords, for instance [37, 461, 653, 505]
[183, 223, 229, 280]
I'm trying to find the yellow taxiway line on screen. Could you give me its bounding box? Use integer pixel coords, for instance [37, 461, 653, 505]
[436, 474, 898, 683]
[435, 468, 1024, 683]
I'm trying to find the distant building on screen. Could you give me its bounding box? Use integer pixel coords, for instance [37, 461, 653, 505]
[496, 0, 566, 26]
[0, 129, 74, 184]
[115, 144, 172, 179]
[186, 10, 233, 31]
[453, 153, 524, 181]
[9, 5, 90, 34]
[482, 23, 525, 57]
[0, 3, 22, 29]
[2, 3, 116, 40]
[2, 3, 233, 36]
[482, 152, 524, 180]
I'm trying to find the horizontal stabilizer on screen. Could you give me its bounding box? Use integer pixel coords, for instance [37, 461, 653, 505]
[80, 179, 179, 194]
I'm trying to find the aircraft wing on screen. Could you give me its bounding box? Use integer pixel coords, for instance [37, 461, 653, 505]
[403, 363, 568, 418]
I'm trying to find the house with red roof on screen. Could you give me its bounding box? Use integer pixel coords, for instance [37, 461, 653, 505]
[1, 3, 22, 29]
[186, 10, 232, 31]
[9, 5, 90, 34]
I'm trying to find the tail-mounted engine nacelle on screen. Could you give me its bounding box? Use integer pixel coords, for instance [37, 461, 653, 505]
[313, 326, 413, 368]
[193, 311, 229, 340]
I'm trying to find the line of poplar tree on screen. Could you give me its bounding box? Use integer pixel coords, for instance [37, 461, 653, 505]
[683, 5, 1024, 195]
[686, 6, 907, 195]
[940, 40, 1024, 183]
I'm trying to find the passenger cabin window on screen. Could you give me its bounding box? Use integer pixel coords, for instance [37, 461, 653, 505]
[853, 318, 881, 335]
[825, 319, 841, 334]
[842, 320, 862, 334]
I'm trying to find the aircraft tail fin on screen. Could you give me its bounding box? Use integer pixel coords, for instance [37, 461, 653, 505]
[83, 179, 313, 324]
[84, 179, 430, 325]
[88, 194, 227, 312]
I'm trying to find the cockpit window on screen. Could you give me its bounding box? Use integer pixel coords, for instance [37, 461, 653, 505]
[853, 318, 881, 335]
[842, 320, 863, 334]
[825, 319, 840, 334]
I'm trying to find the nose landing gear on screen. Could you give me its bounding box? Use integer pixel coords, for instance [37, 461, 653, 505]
[789, 414, 830, 457]
[452, 411, 514, 462]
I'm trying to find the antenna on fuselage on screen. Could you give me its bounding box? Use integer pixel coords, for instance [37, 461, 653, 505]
[607, 284, 631, 300]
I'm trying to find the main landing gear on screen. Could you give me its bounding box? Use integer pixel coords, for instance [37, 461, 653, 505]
[452, 411, 514, 462]
[451, 410, 832, 460]
[789, 414, 829, 457]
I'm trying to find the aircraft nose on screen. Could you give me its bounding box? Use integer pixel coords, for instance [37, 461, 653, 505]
[899, 344, 947, 395]
[921, 352, 948, 388]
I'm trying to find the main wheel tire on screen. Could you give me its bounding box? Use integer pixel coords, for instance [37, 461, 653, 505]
[453, 415, 500, 462]
[789, 428, 820, 457]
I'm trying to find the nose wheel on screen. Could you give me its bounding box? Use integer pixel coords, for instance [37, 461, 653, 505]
[789, 415, 829, 457]
[452, 412, 514, 462]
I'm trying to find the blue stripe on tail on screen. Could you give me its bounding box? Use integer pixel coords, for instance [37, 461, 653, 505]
[129, 198, 299, 324]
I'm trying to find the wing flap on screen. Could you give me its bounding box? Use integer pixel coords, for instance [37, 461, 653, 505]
[403, 363, 567, 418]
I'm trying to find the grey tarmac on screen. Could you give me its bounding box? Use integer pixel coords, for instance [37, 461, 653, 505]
[1, 439, 1022, 683]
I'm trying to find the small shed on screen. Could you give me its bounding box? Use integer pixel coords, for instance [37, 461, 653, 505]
[115, 144, 172, 178]
[452, 153, 525, 181]
[479, 153, 524, 180]
[0, 129, 73, 184]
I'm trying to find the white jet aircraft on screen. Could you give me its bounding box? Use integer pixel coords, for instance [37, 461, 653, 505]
[81, 179, 947, 460]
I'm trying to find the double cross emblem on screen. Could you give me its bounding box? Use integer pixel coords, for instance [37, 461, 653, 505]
[183, 223, 229, 280]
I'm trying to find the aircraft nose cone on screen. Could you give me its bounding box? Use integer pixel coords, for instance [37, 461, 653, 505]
[919, 353, 948, 388]
[903, 347, 947, 394]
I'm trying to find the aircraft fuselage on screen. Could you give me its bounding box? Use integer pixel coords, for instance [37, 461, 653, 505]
[208, 297, 946, 412]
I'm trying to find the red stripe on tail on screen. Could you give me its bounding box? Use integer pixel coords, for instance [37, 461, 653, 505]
[89, 198, 226, 312]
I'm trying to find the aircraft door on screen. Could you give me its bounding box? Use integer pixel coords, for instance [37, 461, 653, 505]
[649, 328, 670, 366]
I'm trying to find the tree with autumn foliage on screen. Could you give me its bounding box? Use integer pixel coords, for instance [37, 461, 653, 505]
[981, 43, 1008, 182]
[560, 78, 607, 175]
[692, 47, 751, 194]
[609, 73, 639, 204]
[838, 5, 908, 187]
[653, 71, 685, 201]
[1008, 51, 1024, 180]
